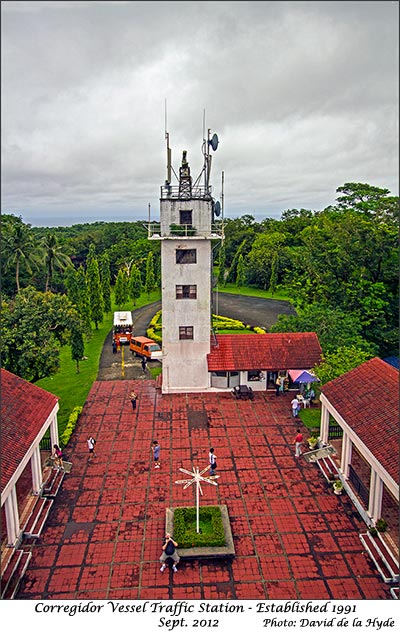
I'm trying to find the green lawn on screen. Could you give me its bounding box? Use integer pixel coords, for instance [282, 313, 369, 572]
[35, 290, 161, 434]
[215, 283, 293, 302]
[298, 406, 321, 431]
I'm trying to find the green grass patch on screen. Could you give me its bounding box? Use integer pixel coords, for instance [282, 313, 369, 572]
[214, 284, 293, 302]
[214, 329, 254, 334]
[173, 506, 225, 548]
[298, 407, 321, 430]
[35, 289, 161, 436]
[148, 365, 162, 379]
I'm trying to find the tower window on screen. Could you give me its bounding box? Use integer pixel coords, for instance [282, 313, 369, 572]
[179, 326, 194, 340]
[180, 210, 192, 226]
[176, 249, 197, 264]
[176, 285, 197, 299]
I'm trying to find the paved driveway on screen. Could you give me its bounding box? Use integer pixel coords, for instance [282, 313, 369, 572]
[98, 294, 296, 381]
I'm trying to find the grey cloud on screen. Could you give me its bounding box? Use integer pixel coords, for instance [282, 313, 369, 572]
[1, 1, 398, 226]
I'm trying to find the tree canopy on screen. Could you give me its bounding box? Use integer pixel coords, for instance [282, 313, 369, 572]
[1, 180, 397, 382]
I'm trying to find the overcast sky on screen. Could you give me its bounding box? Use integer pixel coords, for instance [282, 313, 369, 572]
[1, 1, 399, 227]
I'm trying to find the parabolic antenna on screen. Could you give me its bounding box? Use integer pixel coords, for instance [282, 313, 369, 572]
[213, 201, 221, 217]
[209, 133, 219, 151]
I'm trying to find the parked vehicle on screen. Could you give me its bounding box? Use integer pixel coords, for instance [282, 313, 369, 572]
[130, 336, 162, 360]
[113, 311, 133, 345]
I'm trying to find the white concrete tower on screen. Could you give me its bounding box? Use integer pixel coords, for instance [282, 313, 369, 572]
[149, 129, 222, 393]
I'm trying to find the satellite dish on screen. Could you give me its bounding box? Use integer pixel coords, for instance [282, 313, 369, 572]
[213, 201, 221, 217]
[209, 133, 219, 151]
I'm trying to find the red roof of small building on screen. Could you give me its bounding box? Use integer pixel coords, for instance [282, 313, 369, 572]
[1, 369, 59, 494]
[321, 357, 399, 483]
[207, 332, 322, 372]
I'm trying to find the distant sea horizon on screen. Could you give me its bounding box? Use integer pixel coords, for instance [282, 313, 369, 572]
[17, 209, 280, 228]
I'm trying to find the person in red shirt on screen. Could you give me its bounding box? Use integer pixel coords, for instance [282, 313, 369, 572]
[294, 430, 303, 457]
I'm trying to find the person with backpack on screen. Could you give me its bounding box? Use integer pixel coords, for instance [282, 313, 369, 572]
[87, 436, 96, 461]
[159, 532, 179, 573]
[209, 447, 217, 476]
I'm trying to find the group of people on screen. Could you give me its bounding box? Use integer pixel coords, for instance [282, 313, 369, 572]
[76, 384, 311, 577]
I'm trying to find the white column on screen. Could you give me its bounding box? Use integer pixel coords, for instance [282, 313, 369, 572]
[4, 487, 20, 546]
[31, 446, 43, 495]
[320, 404, 330, 444]
[50, 416, 59, 447]
[368, 470, 383, 523]
[341, 432, 352, 479]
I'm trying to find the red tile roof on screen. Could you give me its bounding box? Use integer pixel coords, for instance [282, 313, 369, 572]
[1, 369, 59, 493]
[321, 357, 399, 483]
[207, 332, 322, 371]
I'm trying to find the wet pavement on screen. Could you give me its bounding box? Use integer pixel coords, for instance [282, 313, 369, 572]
[16, 383, 389, 600]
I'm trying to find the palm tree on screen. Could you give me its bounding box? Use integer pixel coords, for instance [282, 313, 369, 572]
[2, 219, 40, 293]
[42, 233, 72, 292]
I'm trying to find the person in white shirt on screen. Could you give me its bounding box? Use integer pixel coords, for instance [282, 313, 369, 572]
[291, 397, 300, 417]
[87, 436, 96, 461]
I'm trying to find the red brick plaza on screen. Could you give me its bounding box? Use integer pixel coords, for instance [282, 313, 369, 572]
[17, 380, 389, 600]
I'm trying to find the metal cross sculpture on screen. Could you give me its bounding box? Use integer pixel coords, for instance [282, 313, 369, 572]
[175, 465, 219, 533]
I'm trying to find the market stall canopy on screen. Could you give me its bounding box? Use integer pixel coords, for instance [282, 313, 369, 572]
[289, 369, 320, 384]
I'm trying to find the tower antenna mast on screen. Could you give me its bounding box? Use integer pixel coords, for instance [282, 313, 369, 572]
[165, 98, 171, 185]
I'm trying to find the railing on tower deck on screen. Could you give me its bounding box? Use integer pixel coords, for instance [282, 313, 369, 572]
[147, 222, 223, 240]
[160, 184, 212, 199]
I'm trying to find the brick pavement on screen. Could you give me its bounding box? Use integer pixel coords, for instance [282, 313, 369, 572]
[16, 381, 389, 600]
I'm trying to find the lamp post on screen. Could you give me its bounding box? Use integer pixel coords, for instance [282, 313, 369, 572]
[175, 465, 219, 533]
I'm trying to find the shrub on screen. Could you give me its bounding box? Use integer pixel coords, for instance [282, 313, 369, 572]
[376, 518, 388, 532]
[60, 406, 83, 447]
[149, 310, 162, 329]
[146, 327, 162, 344]
[173, 506, 225, 547]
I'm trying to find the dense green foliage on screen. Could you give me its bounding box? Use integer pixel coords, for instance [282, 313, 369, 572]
[41, 232, 72, 292]
[1, 287, 83, 381]
[173, 506, 225, 547]
[70, 328, 85, 373]
[313, 347, 373, 385]
[145, 251, 156, 297]
[100, 253, 112, 314]
[86, 244, 104, 329]
[1, 181, 397, 387]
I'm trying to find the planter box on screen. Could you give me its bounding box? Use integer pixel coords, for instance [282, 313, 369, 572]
[165, 504, 235, 559]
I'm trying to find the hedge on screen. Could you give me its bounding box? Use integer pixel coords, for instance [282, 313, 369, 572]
[59, 406, 83, 447]
[173, 506, 225, 547]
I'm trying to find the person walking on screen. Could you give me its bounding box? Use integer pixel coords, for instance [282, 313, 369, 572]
[209, 447, 217, 475]
[87, 436, 96, 461]
[159, 532, 179, 573]
[130, 391, 137, 410]
[141, 357, 147, 372]
[152, 440, 161, 468]
[112, 339, 117, 354]
[294, 429, 303, 458]
[291, 396, 300, 417]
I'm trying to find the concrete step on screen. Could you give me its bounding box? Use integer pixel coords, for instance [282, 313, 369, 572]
[317, 455, 339, 481]
[42, 467, 65, 497]
[360, 531, 399, 584]
[1, 549, 31, 599]
[23, 497, 53, 538]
